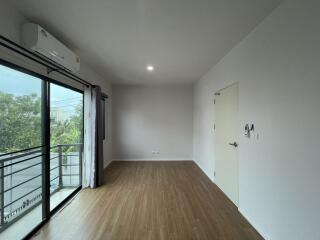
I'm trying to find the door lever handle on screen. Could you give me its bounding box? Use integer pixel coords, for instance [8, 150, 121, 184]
[229, 142, 238, 147]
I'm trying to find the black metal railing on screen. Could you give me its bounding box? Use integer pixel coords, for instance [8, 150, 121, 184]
[0, 143, 82, 232]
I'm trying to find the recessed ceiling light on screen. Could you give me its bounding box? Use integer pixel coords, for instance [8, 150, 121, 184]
[147, 65, 154, 72]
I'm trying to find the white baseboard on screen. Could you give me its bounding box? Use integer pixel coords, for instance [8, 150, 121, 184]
[193, 160, 215, 183]
[238, 207, 268, 240]
[112, 158, 193, 161]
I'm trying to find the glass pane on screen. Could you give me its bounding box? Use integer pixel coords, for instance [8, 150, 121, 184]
[0, 64, 43, 240]
[0, 65, 42, 153]
[50, 83, 83, 211]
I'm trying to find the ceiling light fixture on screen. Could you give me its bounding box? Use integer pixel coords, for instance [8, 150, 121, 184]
[147, 65, 154, 72]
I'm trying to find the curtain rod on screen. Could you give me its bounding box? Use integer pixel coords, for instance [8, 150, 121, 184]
[0, 35, 92, 88]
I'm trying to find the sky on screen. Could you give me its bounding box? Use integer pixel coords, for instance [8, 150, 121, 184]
[0, 64, 82, 115]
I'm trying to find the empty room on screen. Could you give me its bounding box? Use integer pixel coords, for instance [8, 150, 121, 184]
[0, 0, 319, 239]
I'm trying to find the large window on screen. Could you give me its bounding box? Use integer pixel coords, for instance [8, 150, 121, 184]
[50, 83, 83, 210]
[0, 65, 42, 153]
[0, 62, 83, 239]
[0, 64, 44, 239]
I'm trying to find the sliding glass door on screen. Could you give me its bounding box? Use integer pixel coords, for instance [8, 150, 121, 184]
[49, 83, 83, 211]
[0, 64, 44, 239]
[0, 62, 83, 239]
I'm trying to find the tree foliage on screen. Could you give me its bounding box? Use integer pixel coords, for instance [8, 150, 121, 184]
[0, 91, 83, 154]
[51, 103, 83, 152]
[0, 91, 41, 153]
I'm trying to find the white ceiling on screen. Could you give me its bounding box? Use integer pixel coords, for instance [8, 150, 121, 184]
[11, 0, 282, 85]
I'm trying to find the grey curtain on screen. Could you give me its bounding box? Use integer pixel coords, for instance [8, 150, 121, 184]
[93, 85, 104, 187]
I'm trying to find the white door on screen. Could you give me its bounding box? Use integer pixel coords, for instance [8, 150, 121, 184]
[214, 83, 239, 206]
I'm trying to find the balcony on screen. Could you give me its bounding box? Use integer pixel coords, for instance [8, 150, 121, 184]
[0, 143, 82, 239]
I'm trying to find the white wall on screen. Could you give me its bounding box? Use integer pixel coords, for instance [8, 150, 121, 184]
[193, 0, 320, 239]
[0, 0, 112, 167]
[113, 85, 193, 160]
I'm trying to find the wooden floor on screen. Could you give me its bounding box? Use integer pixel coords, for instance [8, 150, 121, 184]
[32, 161, 263, 240]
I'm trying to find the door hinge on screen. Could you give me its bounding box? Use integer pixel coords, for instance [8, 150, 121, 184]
[214, 99, 215, 104]
[214, 124, 215, 130]
[214, 171, 216, 177]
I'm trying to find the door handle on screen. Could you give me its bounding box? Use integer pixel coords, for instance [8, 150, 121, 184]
[229, 142, 238, 147]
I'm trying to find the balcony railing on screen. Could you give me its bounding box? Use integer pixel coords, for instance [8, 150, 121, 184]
[0, 143, 83, 232]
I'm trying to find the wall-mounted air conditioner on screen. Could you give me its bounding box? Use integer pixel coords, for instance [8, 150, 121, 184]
[22, 23, 80, 73]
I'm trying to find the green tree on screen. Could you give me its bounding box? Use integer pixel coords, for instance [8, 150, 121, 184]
[0, 91, 83, 154]
[50, 104, 83, 152]
[0, 91, 41, 153]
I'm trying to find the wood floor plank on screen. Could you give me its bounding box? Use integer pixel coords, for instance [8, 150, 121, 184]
[32, 161, 263, 240]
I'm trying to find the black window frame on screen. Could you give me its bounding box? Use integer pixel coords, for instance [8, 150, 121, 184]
[0, 58, 83, 239]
